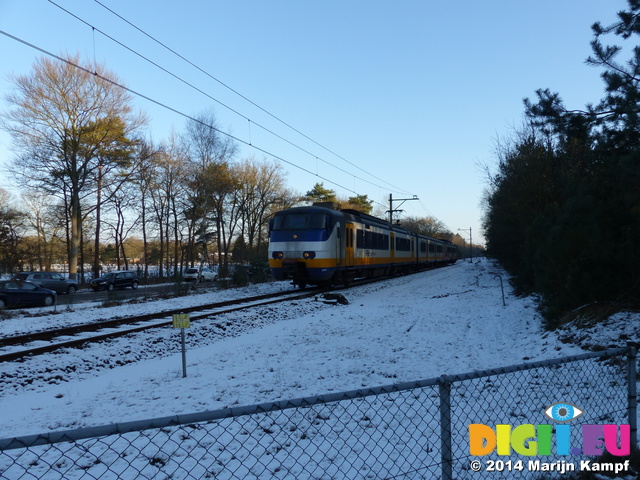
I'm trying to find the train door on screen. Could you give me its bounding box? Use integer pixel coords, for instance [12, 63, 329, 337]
[390, 233, 395, 263]
[345, 223, 354, 267]
[336, 223, 342, 266]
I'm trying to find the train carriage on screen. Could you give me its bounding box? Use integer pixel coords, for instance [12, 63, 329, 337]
[268, 205, 456, 288]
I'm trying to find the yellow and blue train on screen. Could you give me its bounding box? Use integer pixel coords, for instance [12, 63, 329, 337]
[268, 205, 457, 288]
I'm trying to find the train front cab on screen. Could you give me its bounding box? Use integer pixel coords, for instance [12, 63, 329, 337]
[268, 208, 341, 288]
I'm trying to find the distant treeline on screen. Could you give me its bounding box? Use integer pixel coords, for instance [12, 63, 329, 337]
[482, 0, 640, 327]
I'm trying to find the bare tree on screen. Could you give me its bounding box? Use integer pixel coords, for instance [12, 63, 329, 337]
[207, 162, 238, 273]
[147, 134, 188, 278]
[130, 139, 160, 280]
[22, 190, 66, 271]
[1, 54, 145, 279]
[182, 110, 237, 272]
[236, 157, 293, 258]
[0, 189, 27, 273]
[102, 176, 140, 270]
[401, 216, 451, 238]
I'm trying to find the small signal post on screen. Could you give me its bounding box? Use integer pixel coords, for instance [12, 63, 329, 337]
[172, 313, 191, 377]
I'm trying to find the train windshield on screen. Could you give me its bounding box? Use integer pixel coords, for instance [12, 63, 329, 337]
[272, 213, 332, 231]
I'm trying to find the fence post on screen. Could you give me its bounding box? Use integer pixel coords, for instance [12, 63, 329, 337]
[628, 342, 638, 450]
[438, 375, 453, 480]
[493, 274, 506, 306]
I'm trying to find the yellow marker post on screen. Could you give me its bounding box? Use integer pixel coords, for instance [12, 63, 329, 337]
[172, 313, 190, 377]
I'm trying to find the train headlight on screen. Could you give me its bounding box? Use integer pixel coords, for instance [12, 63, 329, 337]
[272, 251, 284, 259]
[303, 251, 316, 259]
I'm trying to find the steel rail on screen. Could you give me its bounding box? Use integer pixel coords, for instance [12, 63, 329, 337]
[0, 266, 451, 363]
[0, 288, 325, 362]
[0, 288, 314, 348]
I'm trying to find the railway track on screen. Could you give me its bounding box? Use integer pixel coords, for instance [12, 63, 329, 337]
[0, 265, 450, 364]
[0, 287, 327, 362]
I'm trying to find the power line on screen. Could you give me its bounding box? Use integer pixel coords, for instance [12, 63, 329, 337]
[88, 0, 415, 197]
[0, 29, 364, 199]
[44, 0, 411, 198]
[417, 198, 454, 234]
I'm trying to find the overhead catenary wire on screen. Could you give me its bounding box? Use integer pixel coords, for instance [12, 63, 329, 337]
[0, 29, 370, 202]
[91, 0, 413, 197]
[418, 198, 453, 235]
[45, 0, 413, 199]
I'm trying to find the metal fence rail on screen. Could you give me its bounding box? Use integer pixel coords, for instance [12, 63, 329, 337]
[0, 344, 636, 479]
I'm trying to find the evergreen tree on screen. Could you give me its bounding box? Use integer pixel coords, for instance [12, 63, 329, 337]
[346, 194, 374, 214]
[304, 183, 337, 204]
[484, 1, 640, 325]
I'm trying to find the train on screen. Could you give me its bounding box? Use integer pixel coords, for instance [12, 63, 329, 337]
[268, 204, 457, 288]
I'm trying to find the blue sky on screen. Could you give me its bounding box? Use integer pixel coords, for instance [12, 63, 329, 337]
[0, 1, 630, 243]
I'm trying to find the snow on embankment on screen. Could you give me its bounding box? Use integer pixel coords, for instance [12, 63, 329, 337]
[0, 259, 590, 438]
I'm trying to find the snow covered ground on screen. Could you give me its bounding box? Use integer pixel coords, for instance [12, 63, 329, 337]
[3, 257, 632, 441]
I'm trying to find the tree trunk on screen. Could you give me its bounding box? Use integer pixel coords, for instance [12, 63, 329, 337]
[69, 190, 81, 280]
[94, 164, 102, 278]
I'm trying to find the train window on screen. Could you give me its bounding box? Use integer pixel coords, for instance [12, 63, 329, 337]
[420, 242, 427, 253]
[429, 243, 435, 253]
[285, 214, 307, 229]
[396, 237, 411, 251]
[271, 215, 287, 230]
[310, 214, 331, 229]
[355, 229, 390, 250]
[272, 213, 332, 230]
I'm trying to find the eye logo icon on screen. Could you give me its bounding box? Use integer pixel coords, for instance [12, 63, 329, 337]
[544, 402, 584, 422]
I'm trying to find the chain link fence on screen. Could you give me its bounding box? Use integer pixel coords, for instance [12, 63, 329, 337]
[0, 344, 636, 479]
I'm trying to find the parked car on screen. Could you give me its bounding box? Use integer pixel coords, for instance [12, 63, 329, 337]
[0, 280, 56, 308]
[183, 266, 218, 282]
[90, 271, 139, 291]
[13, 272, 79, 295]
